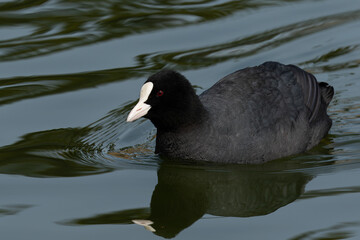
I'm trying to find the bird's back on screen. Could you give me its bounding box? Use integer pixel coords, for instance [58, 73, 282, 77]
[192, 62, 333, 163]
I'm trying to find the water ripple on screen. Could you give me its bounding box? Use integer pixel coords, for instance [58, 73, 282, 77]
[0, 0, 268, 61]
[0, 0, 360, 179]
[3, 0, 344, 62]
[0, 101, 159, 177]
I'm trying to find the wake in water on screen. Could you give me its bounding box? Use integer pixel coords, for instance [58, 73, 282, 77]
[0, 101, 159, 177]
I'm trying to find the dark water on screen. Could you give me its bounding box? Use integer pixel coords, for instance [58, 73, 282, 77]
[1, 0, 360, 239]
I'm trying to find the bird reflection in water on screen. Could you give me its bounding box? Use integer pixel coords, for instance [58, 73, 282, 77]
[61, 161, 312, 238]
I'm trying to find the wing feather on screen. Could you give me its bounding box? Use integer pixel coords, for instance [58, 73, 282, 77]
[289, 65, 322, 123]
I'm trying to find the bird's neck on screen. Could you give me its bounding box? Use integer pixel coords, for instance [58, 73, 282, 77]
[152, 97, 207, 133]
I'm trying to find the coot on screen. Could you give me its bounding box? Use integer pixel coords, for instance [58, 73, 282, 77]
[127, 62, 334, 164]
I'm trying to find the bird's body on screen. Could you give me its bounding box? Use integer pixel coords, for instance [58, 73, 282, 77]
[127, 62, 334, 164]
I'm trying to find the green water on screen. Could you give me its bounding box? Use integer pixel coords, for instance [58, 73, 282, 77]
[1, 0, 360, 239]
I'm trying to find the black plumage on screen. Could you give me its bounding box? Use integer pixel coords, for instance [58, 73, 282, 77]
[128, 62, 334, 164]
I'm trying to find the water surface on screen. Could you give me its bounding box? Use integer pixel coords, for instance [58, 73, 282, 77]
[1, 0, 360, 239]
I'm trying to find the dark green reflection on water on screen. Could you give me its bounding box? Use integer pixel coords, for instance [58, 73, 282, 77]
[289, 221, 360, 240]
[0, 127, 114, 177]
[0, 68, 144, 107]
[1, 7, 359, 108]
[0, 204, 33, 217]
[0, 0, 274, 61]
[63, 162, 312, 238]
[1, 0, 360, 68]
[0, 101, 157, 177]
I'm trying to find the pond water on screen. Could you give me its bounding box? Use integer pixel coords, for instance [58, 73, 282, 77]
[1, 0, 360, 239]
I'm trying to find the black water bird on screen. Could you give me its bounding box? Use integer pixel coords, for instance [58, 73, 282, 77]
[127, 62, 334, 164]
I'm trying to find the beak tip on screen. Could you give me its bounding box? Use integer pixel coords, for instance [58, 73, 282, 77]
[126, 115, 134, 122]
[126, 102, 151, 123]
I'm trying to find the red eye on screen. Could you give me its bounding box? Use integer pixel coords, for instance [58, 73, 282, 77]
[156, 90, 164, 97]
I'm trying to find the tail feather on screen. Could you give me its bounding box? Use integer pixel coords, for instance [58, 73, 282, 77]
[319, 82, 334, 107]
